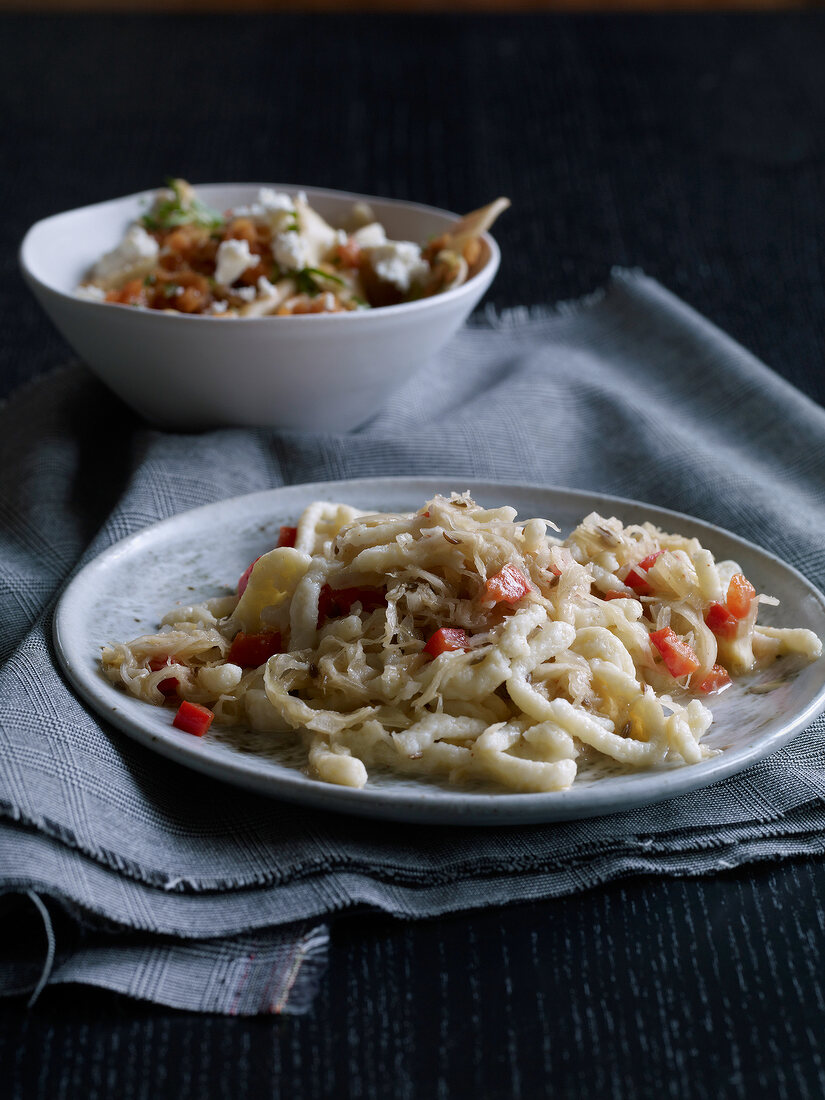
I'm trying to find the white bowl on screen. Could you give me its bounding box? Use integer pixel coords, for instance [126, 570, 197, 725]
[20, 183, 502, 431]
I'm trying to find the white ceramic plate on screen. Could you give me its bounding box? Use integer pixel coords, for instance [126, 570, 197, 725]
[53, 478, 825, 825]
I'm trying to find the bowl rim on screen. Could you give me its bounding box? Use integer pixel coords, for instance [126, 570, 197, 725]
[19, 181, 503, 325]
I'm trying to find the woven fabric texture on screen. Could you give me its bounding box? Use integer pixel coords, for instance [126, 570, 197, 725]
[1, 271, 823, 1014]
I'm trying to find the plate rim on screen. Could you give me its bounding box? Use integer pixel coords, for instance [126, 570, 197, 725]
[53, 476, 825, 825]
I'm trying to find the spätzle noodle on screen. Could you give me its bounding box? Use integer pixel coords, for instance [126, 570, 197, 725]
[101, 494, 822, 793]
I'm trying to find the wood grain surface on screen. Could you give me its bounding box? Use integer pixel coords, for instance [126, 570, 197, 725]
[2, 859, 824, 1097]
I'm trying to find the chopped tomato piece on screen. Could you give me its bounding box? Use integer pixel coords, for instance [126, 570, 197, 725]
[278, 525, 298, 548]
[317, 584, 386, 625]
[650, 627, 700, 678]
[697, 665, 732, 695]
[148, 656, 181, 696]
[172, 700, 214, 737]
[726, 573, 756, 619]
[705, 601, 738, 640]
[227, 631, 283, 668]
[423, 627, 470, 657]
[484, 564, 530, 605]
[602, 590, 630, 601]
[237, 555, 261, 597]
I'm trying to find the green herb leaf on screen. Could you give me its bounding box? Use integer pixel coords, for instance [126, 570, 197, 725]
[294, 269, 319, 296]
[304, 267, 345, 287]
[141, 179, 224, 232]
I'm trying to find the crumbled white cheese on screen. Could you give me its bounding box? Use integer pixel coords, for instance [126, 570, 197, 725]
[76, 284, 107, 301]
[352, 223, 387, 248]
[258, 188, 296, 213]
[233, 285, 257, 302]
[214, 238, 257, 286]
[210, 300, 229, 314]
[257, 275, 279, 298]
[232, 190, 295, 219]
[273, 231, 309, 273]
[367, 241, 429, 292]
[92, 225, 159, 283]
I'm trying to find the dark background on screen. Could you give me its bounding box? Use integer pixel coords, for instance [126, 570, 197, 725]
[2, 12, 825, 1097]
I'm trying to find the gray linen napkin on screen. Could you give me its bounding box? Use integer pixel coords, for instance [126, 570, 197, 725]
[1, 271, 824, 1015]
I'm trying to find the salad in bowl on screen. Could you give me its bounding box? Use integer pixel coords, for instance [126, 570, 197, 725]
[78, 179, 509, 319]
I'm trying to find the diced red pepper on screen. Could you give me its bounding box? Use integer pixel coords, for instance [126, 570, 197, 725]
[624, 568, 652, 596]
[548, 566, 563, 578]
[148, 656, 181, 696]
[650, 627, 700, 678]
[726, 573, 756, 619]
[638, 551, 664, 571]
[237, 555, 261, 597]
[696, 664, 732, 695]
[278, 525, 298, 548]
[705, 601, 739, 640]
[484, 564, 530, 605]
[423, 627, 470, 657]
[624, 550, 663, 596]
[172, 700, 214, 737]
[602, 590, 630, 601]
[317, 584, 386, 625]
[227, 631, 283, 668]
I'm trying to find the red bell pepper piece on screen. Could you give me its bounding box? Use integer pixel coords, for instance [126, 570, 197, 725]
[624, 568, 652, 595]
[696, 664, 732, 695]
[624, 551, 663, 596]
[423, 627, 470, 657]
[317, 584, 386, 625]
[638, 551, 664, 571]
[148, 656, 181, 696]
[278, 525, 298, 548]
[172, 700, 214, 737]
[237, 556, 261, 597]
[227, 631, 283, 668]
[484, 564, 530, 605]
[726, 573, 756, 619]
[650, 627, 700, 678]
[705, 601, 738, 640]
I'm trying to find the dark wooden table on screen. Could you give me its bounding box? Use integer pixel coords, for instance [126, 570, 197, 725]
[2, 12, 824, 1098]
